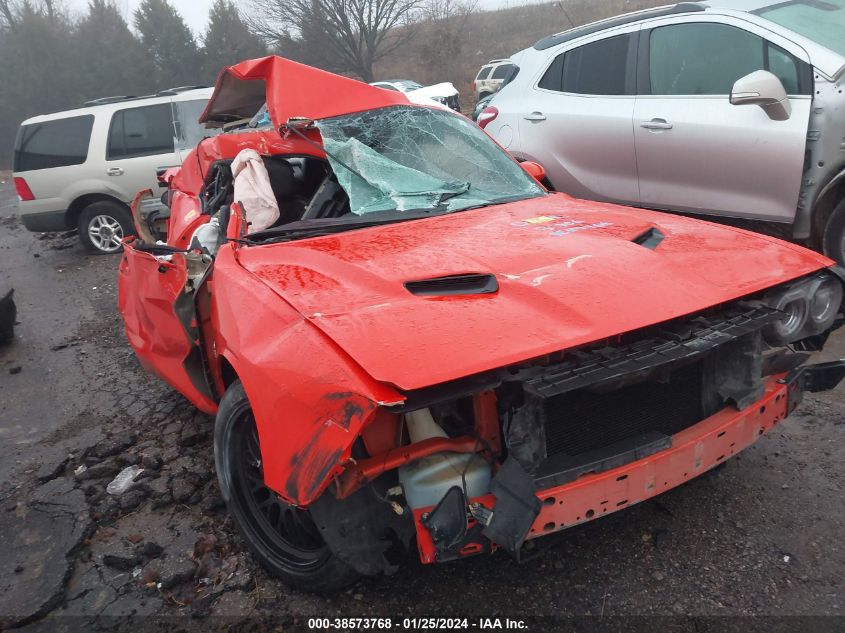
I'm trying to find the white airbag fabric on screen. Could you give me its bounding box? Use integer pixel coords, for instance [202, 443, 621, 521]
[231, 148, 279, 232]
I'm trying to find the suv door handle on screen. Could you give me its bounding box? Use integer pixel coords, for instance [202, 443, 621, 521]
[640, 118, 673, 130]
[107, 167, 124, 176]
[523, 112, 547, 122]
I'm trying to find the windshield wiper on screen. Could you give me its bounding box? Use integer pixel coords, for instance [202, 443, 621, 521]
[248, 209, 447, 243]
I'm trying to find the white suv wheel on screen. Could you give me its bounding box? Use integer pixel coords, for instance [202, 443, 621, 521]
[87, 214, 124, 253]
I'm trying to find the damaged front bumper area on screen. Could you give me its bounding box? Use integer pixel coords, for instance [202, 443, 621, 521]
[394, 296, 845, 566]
[409, 359, 845, 565]
[310, 274, 845, 575]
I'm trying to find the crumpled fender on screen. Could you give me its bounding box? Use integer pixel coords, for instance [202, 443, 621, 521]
[209, 246, 403, 506]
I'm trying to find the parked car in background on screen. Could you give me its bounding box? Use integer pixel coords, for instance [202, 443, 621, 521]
[472, 93, 495, 122]
[370, 79, 424, 92]
[473, 59, 515, 101]
[13, 87, 215, 253]
[482, 0, 845, 263]
[371, 79, 460, 111]
[120, 55, 845, 593]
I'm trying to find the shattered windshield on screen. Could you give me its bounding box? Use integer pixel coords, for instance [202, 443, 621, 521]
[315, 106, 544, 216]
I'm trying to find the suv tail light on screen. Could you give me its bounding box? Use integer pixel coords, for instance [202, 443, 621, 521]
[477, 106, 499, 129]
[14, 177, 34, 201]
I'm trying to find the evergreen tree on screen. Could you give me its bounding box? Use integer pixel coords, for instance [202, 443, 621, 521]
[134, 0, 202, 89]
[0, 2, 80, 161]
[73, 0, 155, 100]
[201, 0, 266, 83]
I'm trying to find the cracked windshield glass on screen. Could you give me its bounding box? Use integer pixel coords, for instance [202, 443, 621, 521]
[316, 106, 545, 216]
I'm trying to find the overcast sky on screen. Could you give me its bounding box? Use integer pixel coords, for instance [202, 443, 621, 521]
[64, 0, 544, 35]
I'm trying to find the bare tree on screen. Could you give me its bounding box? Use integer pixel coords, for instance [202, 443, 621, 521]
[0, 0, 16, 30]
[417, 0, 476, 85]
[246, 0, 424, 82]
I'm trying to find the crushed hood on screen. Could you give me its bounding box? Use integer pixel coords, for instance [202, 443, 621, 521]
[199, 56, 410, 128]
[237, 194, 831, 391]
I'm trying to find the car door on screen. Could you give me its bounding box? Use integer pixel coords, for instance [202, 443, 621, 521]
[516, 29, 640, 205]
[105, 102, 181, 202]
[118, 238, 217, 414]
[633, 17, 812, 222]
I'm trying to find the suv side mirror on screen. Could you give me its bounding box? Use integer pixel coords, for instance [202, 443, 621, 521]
[730, 70, 791, 121]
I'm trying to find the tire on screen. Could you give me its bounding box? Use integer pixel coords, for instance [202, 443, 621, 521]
[77, 201, 135, 254]
[822, 198, 845, 266]
[214, 380, 359, 593]
[478, 92, 492, 102]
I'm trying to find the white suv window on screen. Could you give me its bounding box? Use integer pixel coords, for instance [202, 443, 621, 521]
[476, 66, 493, 80]
[649, 22, 806, 96]
[491, 64, 513, 80]
[14, 115, 94, 171]
[107, 103, 175, 160]
[538, 35, 630, 95]
[174, 99, 215, 152]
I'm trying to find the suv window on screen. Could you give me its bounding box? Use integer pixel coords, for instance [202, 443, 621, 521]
[173, 99, 215, 153]
[649, 23, 805, 95]
[14, 115, 94, 172]
[107, 103, 175, 160]
[538, 34, 629, 95]
[491, 64, 513, 80]
[476, 66, 493, 81]
[767, 42, 800, 94]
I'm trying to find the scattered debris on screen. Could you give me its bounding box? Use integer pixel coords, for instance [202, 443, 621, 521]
[106, 465, 144, 495]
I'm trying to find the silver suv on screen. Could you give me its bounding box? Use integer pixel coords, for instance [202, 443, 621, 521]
[483, 1, 845, 263]
[13, 87, 214, 253]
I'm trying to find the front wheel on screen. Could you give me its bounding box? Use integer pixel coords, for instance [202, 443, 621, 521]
[78, 201, 135, 254]
[214, 380, 359, 593]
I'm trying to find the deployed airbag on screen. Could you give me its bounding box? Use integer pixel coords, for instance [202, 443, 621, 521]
[231, 149, 280, 232]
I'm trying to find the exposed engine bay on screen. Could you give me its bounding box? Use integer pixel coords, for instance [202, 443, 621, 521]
[298, 277, 845, 573]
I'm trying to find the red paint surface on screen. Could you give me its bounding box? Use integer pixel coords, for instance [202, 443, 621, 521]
[237, 194, 830, 390]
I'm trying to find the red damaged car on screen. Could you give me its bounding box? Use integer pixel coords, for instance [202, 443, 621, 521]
[119, 56, 845, 592]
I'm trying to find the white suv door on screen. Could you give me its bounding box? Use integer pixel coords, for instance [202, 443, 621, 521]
[515, 30, 640, 205]
[633, 17, 812, 222]
[105, 102, 181, 202]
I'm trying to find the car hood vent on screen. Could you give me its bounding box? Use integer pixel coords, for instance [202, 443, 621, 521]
[632, 227, 665, 250]
[404, 273, 499, 296]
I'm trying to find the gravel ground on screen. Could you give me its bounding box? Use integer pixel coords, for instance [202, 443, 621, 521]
[0, 176, 844, 631]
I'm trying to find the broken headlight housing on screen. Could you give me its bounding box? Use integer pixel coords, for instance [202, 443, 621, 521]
[762, 272, 843, 345]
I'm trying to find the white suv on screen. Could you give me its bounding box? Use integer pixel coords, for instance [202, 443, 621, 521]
[473, 59, 515, 102]
[13, 87, 214, 253]
[481, 1, 845, 264]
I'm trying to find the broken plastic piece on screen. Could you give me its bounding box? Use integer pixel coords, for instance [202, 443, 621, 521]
[107, 465, 144, 495]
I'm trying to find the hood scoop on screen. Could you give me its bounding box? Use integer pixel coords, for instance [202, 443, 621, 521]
[632, 226, 665, 250]
[404, 273, 498, 297]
